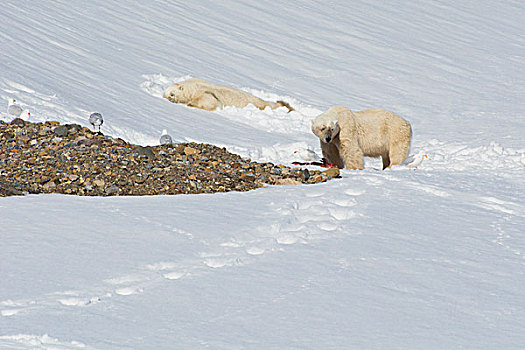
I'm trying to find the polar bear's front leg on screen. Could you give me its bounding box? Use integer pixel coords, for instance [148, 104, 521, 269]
[321, 141, 344, 168]
[339, 137, 365, 170]
[188, 91, 223, 111]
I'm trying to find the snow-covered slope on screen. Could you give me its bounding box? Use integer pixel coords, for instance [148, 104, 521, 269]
[1, 1, 524, 349]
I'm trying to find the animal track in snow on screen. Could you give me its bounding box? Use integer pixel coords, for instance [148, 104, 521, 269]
[0, 299, 37, 317]
[246, 246, 266, 255]
[260, 185, 366, 247]
[104, 273, 149, 296]
[407, 183, 451, 198]
[114, 286, 144, 296]
[0, 182, 367, 320]
[292, 212, 327, 224]
[163, 271, 187, 280]
[104, 274, 147, 285]
[302, 189, 328, 198]
[478, 196, 524, 216]
[332, 197, 358, 207]
[220, 241, 244, 248]
[328, 206, 357, 221]
[275, 234, 302, 245]
[0, 334, 94, 350]
[344, 188, 366, 196]
[146, 261, 179, 271]
[417, 139, 525, 171]
[1, 308, 23, 317]
[58, 296, 102, 307]
[204, 257, 240, 268]
[316, 222, 339, 231]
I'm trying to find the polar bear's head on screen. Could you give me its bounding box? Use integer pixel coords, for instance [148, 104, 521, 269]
[163, 78, 204, 103]
[163, 82, 190, 103]
[311, 109, 341, 144]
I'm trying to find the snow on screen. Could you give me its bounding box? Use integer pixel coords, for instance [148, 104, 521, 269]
[1, 0, 524, 349]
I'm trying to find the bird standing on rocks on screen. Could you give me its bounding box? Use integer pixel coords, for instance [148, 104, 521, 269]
[293, 147, 322, 162]
[7, 98, 24, 119]
[89, 112, 103, 132]
[159, 129, 173, 145]
[19, 110, 31, 121]
[400, 150, 427, 169]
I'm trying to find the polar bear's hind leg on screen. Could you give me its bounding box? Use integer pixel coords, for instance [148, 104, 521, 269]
[276, 100, 294, 112]
[381, 154, 391, 170]
[388, 126, 412, 166]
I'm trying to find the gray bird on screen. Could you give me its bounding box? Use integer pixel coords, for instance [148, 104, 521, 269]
[7, 98, 23, 119]
[293, 147, 322, 162]
[400, 150, 427, 169]
[159, 129, 173, 145]
[89, 112, 103, 132]
[19, 109, 31, 121]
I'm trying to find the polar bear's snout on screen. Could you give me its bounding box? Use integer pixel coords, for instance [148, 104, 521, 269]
[312, 122, 339, 144]
[323, 127, 335, 143]
[163, 88, 173, 99]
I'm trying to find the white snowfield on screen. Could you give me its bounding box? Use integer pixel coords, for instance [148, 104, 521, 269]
[1, 1, 524, 349]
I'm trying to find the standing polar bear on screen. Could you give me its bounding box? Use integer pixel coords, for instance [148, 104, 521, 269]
[163, 78, 294, 112]
[311, 106, 412, 170]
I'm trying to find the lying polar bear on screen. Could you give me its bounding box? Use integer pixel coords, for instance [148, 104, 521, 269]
[163, 78, 294, 112]
[311, 106, 412, 170]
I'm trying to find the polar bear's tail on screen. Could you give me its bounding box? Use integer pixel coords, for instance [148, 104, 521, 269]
[276, 100, 294, 112]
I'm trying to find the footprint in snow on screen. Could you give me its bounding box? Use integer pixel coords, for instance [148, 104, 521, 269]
[303, 190, 327, 198]
[58, 296, 102, 307]
[246, 246, 266, 255]
[1, 308, 23, 317]
[204, 257, 238, 268]
[332, 197, 357, 207]
[163, 271, 186, 280]
[317, 222, 339, 231]
[276, 234, 301, 245]
[344, 188, 366, 196]
[0, 334, 89, 350]
[328, 207, 357, 221]
[115, 286, 144, 296]
[146, 261, 178, 271]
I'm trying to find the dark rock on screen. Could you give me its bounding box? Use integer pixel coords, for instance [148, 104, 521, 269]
[323, 168, 340, 178]
[0, 180, 24, 196]
[77, 138, 102, 147]
[66, 124, 82, 134]
[105, 185, 119, 195]
[300, 168, 310, 181]
[10, 118, 25, 127]
[53, 125, 69, 137]
[135, 146, 155, 159]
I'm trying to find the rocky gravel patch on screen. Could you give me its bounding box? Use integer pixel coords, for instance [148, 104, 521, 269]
[0, 119, 339, 197]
